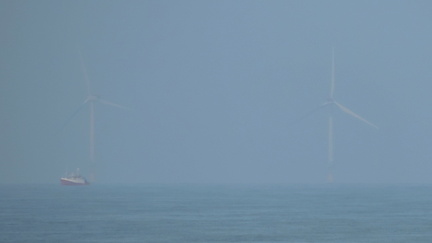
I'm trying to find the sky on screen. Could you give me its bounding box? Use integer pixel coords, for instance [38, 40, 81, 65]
[1, 0, 432, 184]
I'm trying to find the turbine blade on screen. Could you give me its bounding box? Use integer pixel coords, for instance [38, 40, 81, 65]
[79, 51, 92, 96]
[330, 48, 335, 98]
[98, 98, 131, 110]
[334, 102, 378, 129]
[297, 102, 331, 122]
[59, 100, 88, 132]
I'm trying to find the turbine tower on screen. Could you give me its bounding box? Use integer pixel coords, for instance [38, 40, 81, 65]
[308, 49, 378, 182]
[66, 52, 130, 182]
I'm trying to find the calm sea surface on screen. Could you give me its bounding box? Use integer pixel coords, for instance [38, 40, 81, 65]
[1, 184, 432, 242]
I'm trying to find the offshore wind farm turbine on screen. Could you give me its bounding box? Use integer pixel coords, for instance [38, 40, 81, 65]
[79, 52, 130, 170]
[306, 50, 378, 182]
[62, 52, 130, 184]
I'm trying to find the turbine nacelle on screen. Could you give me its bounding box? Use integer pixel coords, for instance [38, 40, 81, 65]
[325, 97, 335, 104]
[84, 95, 101, 103]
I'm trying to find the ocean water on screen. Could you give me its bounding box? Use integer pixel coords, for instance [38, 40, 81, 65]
[1, 184, 432, 242]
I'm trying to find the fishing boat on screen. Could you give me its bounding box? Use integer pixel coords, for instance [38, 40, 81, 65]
[60, 168, 89, 185]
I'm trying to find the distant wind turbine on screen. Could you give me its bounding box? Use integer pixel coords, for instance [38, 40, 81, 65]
[304, 49, 378, 182]
[64, 52, 130, 182]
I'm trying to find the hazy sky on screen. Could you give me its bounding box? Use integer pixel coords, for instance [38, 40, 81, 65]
[2, 0, 432, 184]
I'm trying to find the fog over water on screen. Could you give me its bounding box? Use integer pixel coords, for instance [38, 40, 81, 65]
[2, 1, 432, 184]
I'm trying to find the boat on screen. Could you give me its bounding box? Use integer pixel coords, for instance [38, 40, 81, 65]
[60, 168, 89, 185]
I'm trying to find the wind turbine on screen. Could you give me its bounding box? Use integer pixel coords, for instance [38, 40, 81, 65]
[306, 49, 378, 182]
[65, 52, 130, 182]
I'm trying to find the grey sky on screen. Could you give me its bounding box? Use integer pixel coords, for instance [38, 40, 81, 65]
[2, 0, 432, 184]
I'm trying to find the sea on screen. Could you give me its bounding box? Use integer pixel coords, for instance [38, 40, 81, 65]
[1, 183, 432, 243]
